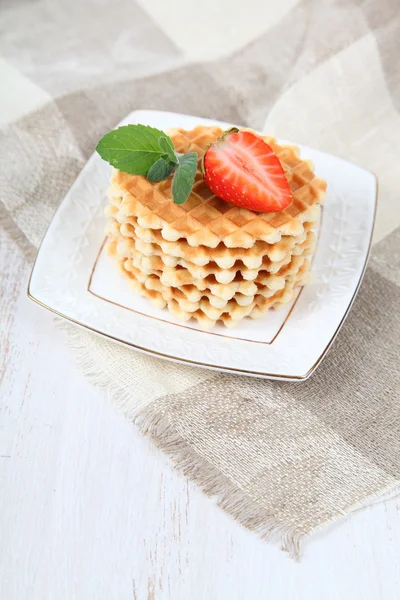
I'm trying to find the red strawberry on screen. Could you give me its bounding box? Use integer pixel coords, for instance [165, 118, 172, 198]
[203, 129, 292, 213]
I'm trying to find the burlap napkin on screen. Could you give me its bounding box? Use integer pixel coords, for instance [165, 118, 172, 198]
[1, 0, 400, 558]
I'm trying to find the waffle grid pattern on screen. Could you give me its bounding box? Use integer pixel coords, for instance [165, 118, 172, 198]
[104, 126, 326, 328]
[109, 126, 326, 248]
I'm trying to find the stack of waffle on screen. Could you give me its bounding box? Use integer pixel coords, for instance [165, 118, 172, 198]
[105, 126, 326, 329]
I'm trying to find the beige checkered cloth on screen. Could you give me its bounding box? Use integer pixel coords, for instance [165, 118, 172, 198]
[1, 0, 399, 558]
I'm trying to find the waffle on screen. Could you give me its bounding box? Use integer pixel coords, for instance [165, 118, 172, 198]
[124, 254, 310, 306]
[104, 124, 326, 328]
[105, 205, 320, 268]
[108, 231, 312, 307]
[107, 231, 315, 289]
[119, 259, 311, 329]
[107, 126, 326, 248]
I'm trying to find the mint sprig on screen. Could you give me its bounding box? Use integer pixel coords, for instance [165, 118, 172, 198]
[158, 136, 177, 164]
[96, 125, 170, 175]
[96, 124, 198, 204]
[147, 157, 176, 182]
[172, 153, 198, 204]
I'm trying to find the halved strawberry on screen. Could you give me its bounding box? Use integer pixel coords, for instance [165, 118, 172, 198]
[203, 129, 292, 213]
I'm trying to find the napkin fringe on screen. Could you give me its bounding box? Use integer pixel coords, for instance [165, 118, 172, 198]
[61, 319, 304, 558]
[136, 405, 304, 560]
[60, 320, 400, 559]
[61, 321, 151, 413]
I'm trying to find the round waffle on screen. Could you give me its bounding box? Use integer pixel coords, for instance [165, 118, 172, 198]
[107, 126, 326, 248]
[104, 125, 326, 328]
[117, 258, 311, 329]
[107, 232, 315, 293]
[105, 206, 320, 268]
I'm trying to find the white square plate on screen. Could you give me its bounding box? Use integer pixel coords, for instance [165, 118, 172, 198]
[28, 110, 377, 381]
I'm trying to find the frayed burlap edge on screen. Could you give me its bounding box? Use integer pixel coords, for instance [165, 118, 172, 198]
[59, 319, 400, 560]
[60, 320, 306, 558]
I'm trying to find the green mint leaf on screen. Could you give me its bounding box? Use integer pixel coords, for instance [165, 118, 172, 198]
[96, 124, 173, 175]
[159, 136, 178, 164]
[147, 158, 176, 182]
[172, 153, 198, 205]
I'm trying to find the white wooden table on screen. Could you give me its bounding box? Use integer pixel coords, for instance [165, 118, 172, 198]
[2, 215, 400, 600]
